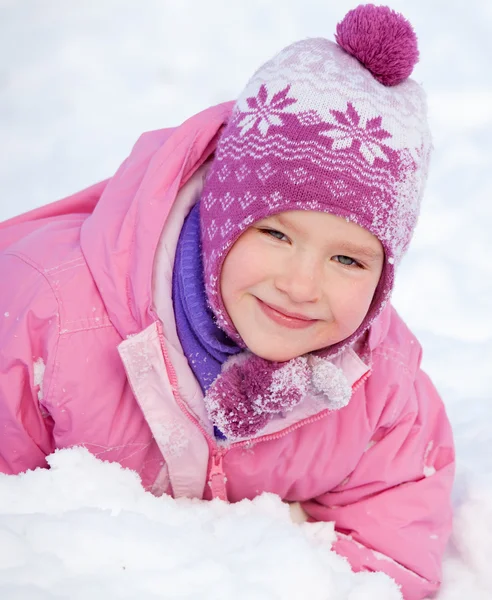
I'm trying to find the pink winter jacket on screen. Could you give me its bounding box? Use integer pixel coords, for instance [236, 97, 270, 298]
[0, 102, 454, 599]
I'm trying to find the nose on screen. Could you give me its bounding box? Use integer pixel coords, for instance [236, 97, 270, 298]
[274, 253, 323, 304]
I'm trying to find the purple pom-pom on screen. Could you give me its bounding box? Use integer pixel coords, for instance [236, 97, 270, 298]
[204, 354, 309, 440]
[255, 357, 309, 414]
[335, 4, 419, 86]
[204, 358, 270, 439]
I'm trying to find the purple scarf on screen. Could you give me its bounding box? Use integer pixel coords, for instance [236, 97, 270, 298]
[172, 202, 241, 393]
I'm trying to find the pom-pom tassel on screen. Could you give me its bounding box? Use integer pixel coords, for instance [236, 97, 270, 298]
[335, 4, 419, 86]
[310, 357, 352, 410]
[204, 354, 309, 440]
[204, 353, 352, 441]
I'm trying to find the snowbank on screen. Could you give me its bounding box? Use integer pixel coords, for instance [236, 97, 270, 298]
[0, 448, 402, 600]
[1, 439, 491, 598]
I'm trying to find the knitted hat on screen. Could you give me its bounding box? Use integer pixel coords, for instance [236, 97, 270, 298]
[200, 4, 432, 355]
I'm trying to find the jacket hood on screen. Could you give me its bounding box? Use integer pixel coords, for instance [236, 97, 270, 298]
[80, 102, 234, 338]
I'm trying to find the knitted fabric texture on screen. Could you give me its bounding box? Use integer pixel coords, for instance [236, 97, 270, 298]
[200, 4, 432, 354]
[172, 202, 242, 439]
[204, 352, 352, 440]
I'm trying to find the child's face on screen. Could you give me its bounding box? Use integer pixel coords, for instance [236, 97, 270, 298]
[220, 210, 384, 362]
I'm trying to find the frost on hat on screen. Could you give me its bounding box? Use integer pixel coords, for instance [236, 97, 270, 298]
[200, 4, 432, 355]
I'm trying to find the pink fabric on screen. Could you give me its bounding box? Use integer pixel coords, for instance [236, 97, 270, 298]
[0, 102, 454, 600]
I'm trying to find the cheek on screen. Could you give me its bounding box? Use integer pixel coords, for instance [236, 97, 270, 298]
[329, 277, 379, 325]
[220, 237, 266, 303]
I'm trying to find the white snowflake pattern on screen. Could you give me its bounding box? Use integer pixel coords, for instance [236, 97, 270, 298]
[320, 102, 392, 165]
[237, 84, 297, 137]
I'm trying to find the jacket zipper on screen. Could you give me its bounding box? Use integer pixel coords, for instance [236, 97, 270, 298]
[155, 320, 371, 501]
[155, 322, 225, 496]
[351, 369, 371, 393]
[208, 448, 227, 501]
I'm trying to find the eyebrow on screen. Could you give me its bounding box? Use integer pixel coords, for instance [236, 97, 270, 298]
[273, 213, 302, 234]
[335, 241, 383, 261]
[270, 214, 382, 261]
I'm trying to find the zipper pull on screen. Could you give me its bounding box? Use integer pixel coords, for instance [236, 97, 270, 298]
[208, 451, 228, 501]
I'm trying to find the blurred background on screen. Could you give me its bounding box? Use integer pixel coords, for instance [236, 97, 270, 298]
[1, 0, 491, 459]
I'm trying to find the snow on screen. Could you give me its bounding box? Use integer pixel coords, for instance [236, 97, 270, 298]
[33, 358, 46, 401]
[423, 466, 436, 478]
[0, 1, 491, 598]
[0, 447, 402, 600]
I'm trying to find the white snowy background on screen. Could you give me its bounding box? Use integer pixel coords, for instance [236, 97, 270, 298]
[1, 0, 491, 598]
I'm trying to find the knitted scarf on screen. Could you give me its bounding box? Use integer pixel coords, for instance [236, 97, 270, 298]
[172, 202, 241, 393]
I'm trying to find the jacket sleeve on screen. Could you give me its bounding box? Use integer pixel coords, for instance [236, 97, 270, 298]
[0, 253, 57, 474]
[301, 365, 455, 600]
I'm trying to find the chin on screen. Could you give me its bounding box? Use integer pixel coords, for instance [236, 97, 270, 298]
[243, 338, 306, 363]
[255, 350, 300, 363]
[242, 332, 349, 363]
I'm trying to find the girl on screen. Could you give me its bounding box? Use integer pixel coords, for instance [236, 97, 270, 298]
[0, 5, 454, 599]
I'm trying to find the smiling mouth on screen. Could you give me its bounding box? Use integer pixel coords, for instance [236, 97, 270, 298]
[256, 298, 318, 329]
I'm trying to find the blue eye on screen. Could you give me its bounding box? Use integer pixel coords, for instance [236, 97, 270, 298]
[334, 255, 359, 267]
[262, 229, 288, 242]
